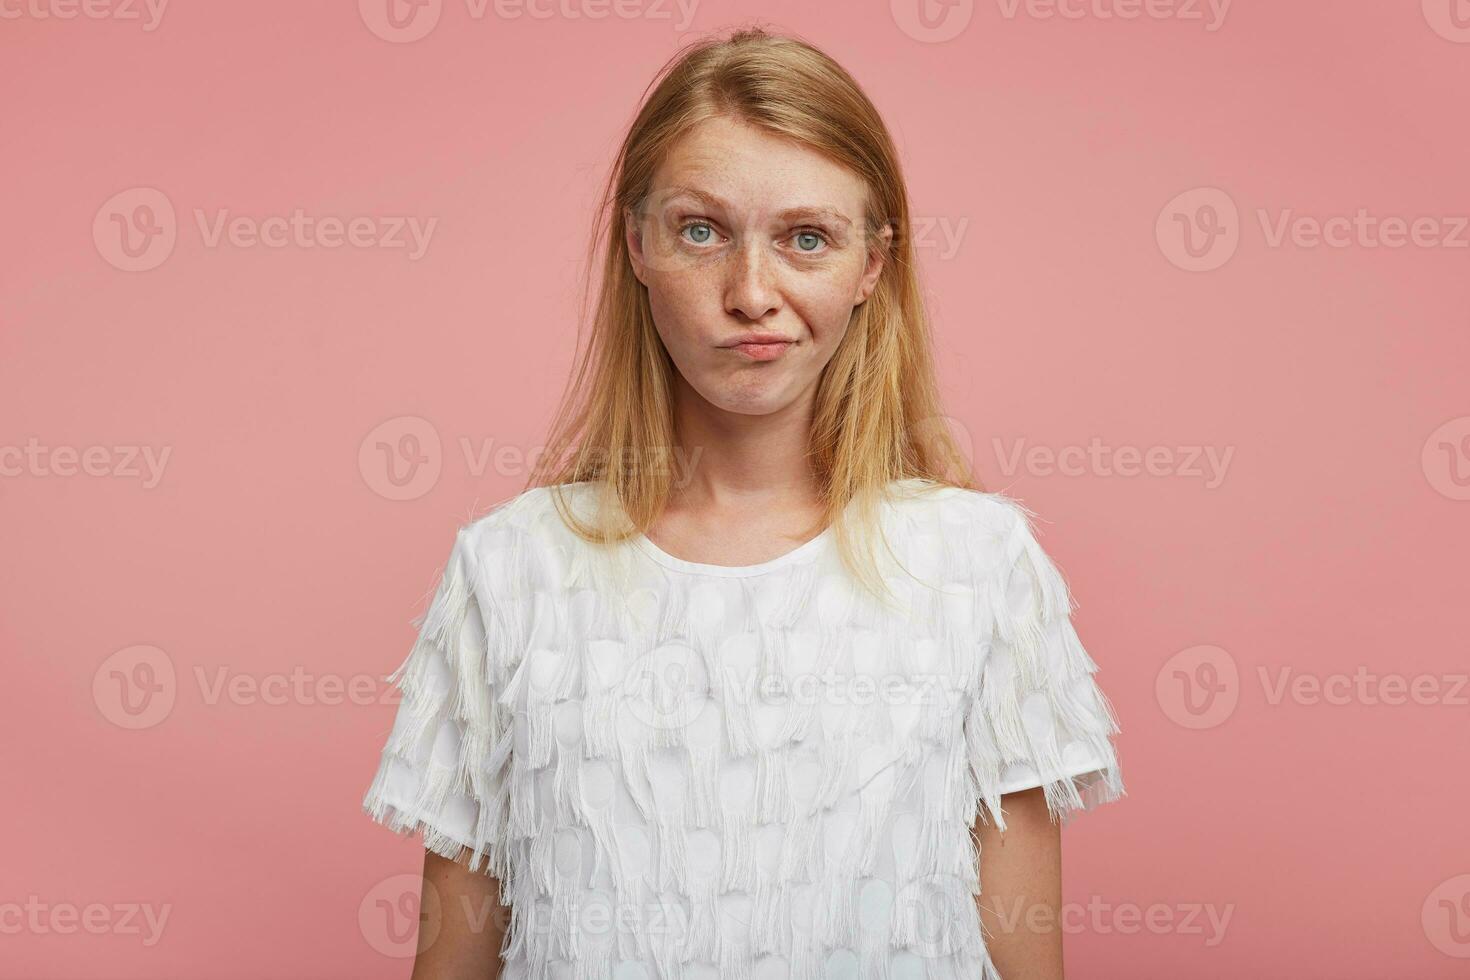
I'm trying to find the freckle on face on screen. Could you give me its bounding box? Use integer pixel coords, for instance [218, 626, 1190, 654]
[633, 115, 878, 417]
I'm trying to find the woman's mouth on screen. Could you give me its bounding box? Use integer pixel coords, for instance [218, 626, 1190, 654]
[726, 341, 793, 360]
[721, 334, 797, 361]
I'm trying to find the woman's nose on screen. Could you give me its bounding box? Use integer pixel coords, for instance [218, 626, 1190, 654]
[723, 239, 780, 321]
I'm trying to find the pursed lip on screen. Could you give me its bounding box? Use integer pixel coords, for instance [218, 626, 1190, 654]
[719, 332, 796, 347]
[721, 334, 797, 362]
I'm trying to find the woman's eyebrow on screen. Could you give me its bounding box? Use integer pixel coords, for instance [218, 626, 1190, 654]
[664, 186, 853, 229]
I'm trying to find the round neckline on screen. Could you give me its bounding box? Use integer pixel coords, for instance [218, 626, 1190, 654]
[633, 523, 834, 577]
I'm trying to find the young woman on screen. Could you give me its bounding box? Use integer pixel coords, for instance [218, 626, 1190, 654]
[362, 27, 1124, 980]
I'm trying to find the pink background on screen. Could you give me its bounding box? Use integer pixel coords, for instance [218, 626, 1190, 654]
[4, 1, 1469, 977]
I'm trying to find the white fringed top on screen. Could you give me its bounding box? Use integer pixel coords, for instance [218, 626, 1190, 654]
[361, 478, 1125, 979]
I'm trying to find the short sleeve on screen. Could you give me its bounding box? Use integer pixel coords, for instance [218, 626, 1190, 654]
[360, 524, 516, 878]
[963, 498, 1126, 831]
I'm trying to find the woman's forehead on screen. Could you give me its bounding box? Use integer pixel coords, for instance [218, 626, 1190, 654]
[657, 183, 856, 228]
[651, 129, 869, 220]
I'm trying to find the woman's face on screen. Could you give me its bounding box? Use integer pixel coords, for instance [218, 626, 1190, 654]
[625, 115, 890, 417]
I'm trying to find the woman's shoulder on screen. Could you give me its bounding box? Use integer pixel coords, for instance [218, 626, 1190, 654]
[444, 481, 593, 561]
[886, 479, 1080, 626]
[419, 483, 601, 604]
[885, 476, 1042, 537]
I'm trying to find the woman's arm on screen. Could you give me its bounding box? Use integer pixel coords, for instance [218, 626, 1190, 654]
[975, 786, 1066, 980]
[409, 850, 509, 980]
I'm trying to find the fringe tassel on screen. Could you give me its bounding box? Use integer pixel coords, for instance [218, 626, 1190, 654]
[718, 633, 761, 758]
[817, 874, 858, 949]
[720, 816, 756, 892]
[685, 743, 721, 829]
[789, 940, 822, 980]
[860, 931, 892, 980]
[653, 810, 688, 895]
[621, 739, 657, 823]
[755, 747, 794, 824]
[580, 798, 620, 891]
[715, 932, 753, 980]
[681, 877, 719, 962]
[776, 811, 824, 883]
[749, 869, 789, 955]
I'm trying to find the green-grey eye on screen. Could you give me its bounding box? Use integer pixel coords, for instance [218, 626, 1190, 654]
[682, 222, 715, 244]
[793, 230, 828, 253]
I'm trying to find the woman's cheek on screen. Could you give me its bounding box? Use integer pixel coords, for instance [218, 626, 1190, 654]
[647, 279, 710, 358]
[791, 279, 857, 341]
